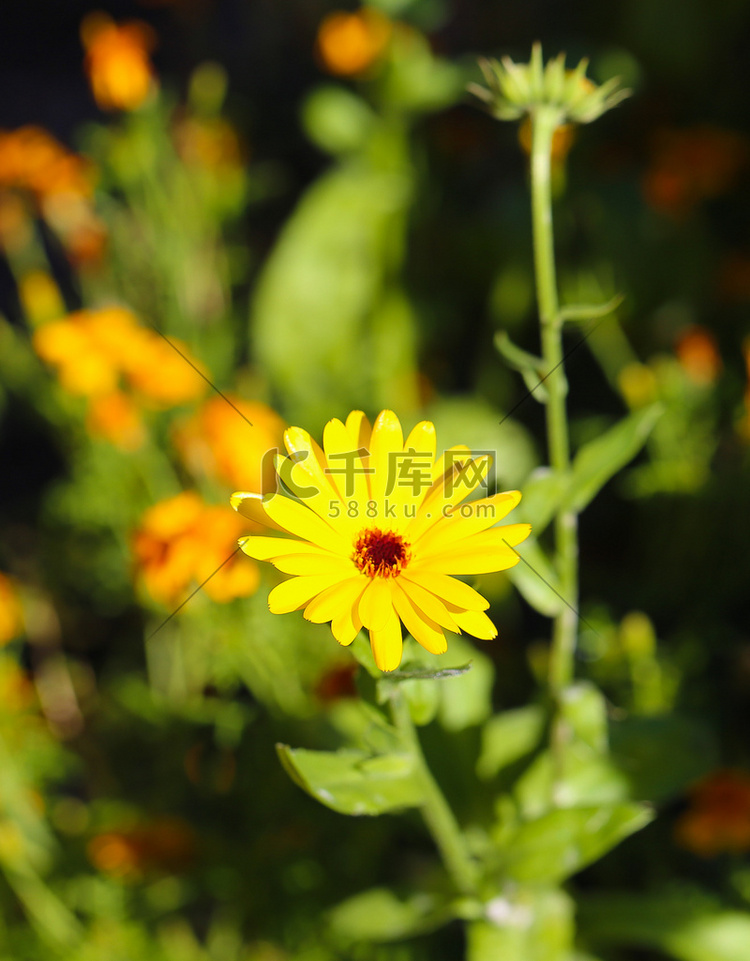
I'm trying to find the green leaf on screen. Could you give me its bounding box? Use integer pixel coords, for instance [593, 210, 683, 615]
[276, 745, 424, 816]
[251, 161, 413, 426]
[329, 887, 452, 942]
[507, 537, 565, 617]
[558, 293, 624, 324]
[301, 85, 377, 155]
[435, 636, 496, 732]
[517, 468, 569, 536]
[477, 705, 546, 780]
[502, 803, 653, 883]
[495, 331, 545, 375]
[579, 890, 750, 961]
[467, 887, 574, 961]
[563, 405, 663, 514]
[560, 682, 608, 754]
[514, 746, 630, 818]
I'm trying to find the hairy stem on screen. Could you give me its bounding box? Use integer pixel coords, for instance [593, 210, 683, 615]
[530, 107, 580, 698]
[390, 686, 479, 896]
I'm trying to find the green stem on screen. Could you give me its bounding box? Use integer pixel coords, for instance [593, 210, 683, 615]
[390, 687, 479, 897]
[530, 107, 579, 697]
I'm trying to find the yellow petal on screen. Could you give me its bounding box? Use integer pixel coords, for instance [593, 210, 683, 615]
[331, 599, 364, 646]
[239, 536, 332, 560]
[358, 576, 395, 631]
[304, 576, 367, 625]
[322, 416, 371, 506]
[400, 569, 489, 612]
[273, 553, 357, 576]
[392, 582, 447, 655]
[280, 428, 357, 535]
[413, 546, 521, 575]
[231, 491, 284, 531]
[404, 420, 437, 465]
[451, 608, 498, 640]
[405, 456, 491, 543]
[431, 444, 471, 483]
[369, 611, 403, 672]
[456, 523, 532, 551]
[368, 410, 404, 509]
[267, 574, 344, 613]
[398, 576, 460, 632]
[262, 494, 351, 553]
[345, 409, 372, 454]
[414, 491, 522, 554]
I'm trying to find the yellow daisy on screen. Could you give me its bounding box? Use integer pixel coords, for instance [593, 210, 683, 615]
[231, 410, 531, 672]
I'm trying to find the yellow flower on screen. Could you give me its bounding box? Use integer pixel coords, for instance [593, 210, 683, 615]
[232, 410, 530, 672]
[81, 12, 157, 112]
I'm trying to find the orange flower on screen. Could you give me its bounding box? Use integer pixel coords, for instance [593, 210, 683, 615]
[33, 306, 207, 406]
[316, 7, 392, 77]
[675, 769, 750, 857]
[87, 391, 146, 450]
[81, 12, 157, 111]
[173, 395, 285, 492]
[675, 325, 722, 386]
[0, 574, 24, 645]
[132, 491, 259, 605]
[87, 817, 195, 880]
[0, 126, 93, 200]
[643, 126, 749, 218]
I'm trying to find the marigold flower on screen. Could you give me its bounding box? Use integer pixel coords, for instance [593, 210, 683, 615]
[33, 306, 207, 406]
[173, 395, 286, 492]
[87, 391, 146, 450]
[675, 325, 722, 386]
[133, 491, 259, 605]
[675, 769, 750, 857]
[81, 12, 157, 112]
[232, 410, 531, 672]
[0, 574, 24, 645]
[316, 8, 392, 77]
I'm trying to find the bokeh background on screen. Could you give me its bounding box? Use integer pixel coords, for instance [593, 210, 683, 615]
[2, 1, 750, 959]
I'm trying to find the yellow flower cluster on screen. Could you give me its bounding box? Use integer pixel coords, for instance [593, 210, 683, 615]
[33, 307, 207, 449]
[132, 491, 260, 605]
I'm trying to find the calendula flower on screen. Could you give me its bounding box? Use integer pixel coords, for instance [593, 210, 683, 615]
[232, 410, 530, 672]
[133, 491, 259, 605]
[675, 769, 750, 857]
[316, 7, 392, 77]
[81, 12, 157, 112]
[173, 395, 285, 492]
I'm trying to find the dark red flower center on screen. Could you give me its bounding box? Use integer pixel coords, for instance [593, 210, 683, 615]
[353, 527, 410, 578]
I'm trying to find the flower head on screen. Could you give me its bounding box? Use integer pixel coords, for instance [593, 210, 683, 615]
[0, 574, 24, 646]
[81, 12, 157, 112]
[469, 43, 629, 125]
[232, 410, 530, 672]
[133, 491, 259, 605]
[316, 7, 392, 77]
